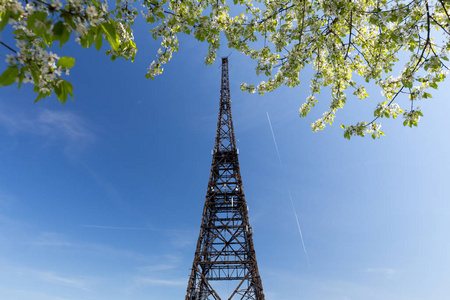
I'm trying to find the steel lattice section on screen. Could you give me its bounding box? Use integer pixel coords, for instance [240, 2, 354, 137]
[185, 58, 265, 300]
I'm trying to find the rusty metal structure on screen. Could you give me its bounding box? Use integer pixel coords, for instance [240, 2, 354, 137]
[185, 57, 265, 300]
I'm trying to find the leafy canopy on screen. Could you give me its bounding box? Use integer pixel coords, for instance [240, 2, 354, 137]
[1, 0, 449, 139]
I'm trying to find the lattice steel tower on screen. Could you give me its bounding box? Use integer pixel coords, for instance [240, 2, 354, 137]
[185, 57, 265, 300]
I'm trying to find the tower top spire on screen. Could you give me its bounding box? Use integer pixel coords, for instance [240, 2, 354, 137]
[214, 57, 236, 152]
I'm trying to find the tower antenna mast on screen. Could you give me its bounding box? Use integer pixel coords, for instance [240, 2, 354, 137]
[185, 57, 265, 300]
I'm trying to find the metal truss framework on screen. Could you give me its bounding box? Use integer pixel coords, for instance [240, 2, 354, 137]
[185, 58, 265, 300]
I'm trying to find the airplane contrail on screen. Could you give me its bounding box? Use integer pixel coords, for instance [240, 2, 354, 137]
[266, 112, 310, 266]
[288, 191, 311, 266]
[266, 112, 282, 165]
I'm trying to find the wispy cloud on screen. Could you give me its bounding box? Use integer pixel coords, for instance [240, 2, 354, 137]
[77, 161, 124, 205]
[263, 268, 401, 300]
[134, 253, 184, 274]
[1, 265, 90, 291]
[133, 277, 186, 286]
[364, 268, 398, 279]
[33, 232, 153, 262]
[82, 224, 194, 233]
[136, 264, 178, 272]
[0, 108, 95, 155]
[0, 287, 77, 300]
[35, 271, 89, 291]
[81, 223, 196, 249]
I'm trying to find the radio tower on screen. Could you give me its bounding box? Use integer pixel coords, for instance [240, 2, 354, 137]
[185, 57, 265, 300]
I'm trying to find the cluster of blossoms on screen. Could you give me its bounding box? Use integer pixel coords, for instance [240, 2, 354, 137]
[311, 108, 338, 132]
[8, 38, 66, 94]
[322, 110, 336, 125]
[256, 78, 280, 94]
[106, 20, 137, 61]
[403, 109, 423, 127]
[2, 1, 69, 95]
[342, 122, 367, 139]
[146, 34, 178, 79]
[374, 102, 403, 119]
[353, 86, 368, 100]
[240, 82, 256, 93]
[341, 121, 384, 139]
[284, 75, 300, 87]
[147, 61, 163, 79]
[2, 0, 24, 14]
[144, 0, 231, 79]
[379, 76, 402, 100]
[68, 0, 109, 38]
[311, 119, 326, 132]
[252, 48, 278, 77]
[365, 122, 382, 134]
[299, 95, 318, 117]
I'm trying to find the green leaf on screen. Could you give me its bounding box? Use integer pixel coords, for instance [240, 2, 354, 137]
[0, 65, 19, 86]
[62, 14, 76, 30]
[54, 82, 63, 101]
[102, 21, 119, 51]
[27, 11, 48, 36]
[157, 12, 165, 19]
[80, 32, 95, 48]
[95, 31, 103, 51]
[402, 79, 413, 88]
[17, 68, 25, 88]
[0, 10, 10, 32]
[34, 92, 45, 103]
[53, 21, 65, 37]
[102, 20, 117, 40]
[53, 21, 71, 48]
[54, 80, 73, 104]
[57, 57, 75, 69]
[65, 80, 74, 101]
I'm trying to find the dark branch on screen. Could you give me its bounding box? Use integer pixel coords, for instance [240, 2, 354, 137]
[1, 42, 18, 54]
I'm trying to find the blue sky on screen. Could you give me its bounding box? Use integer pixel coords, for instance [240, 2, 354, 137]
[1, 17, 450, 300]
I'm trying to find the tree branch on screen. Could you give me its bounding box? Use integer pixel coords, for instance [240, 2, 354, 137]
[344, 10, 353, 60]
[1, 42, 18, 54]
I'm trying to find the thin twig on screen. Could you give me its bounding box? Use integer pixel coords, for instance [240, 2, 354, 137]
[1, 42, 18, 54]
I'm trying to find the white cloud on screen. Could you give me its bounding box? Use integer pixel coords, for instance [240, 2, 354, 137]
[136, 264, 177, 272]
[364, 268, 398, 279]
[0, 108, 95, 155]
[32, 232, 153, 262]
[0, 265, 90, 291]
[36, 271, 89, 291]
[133, 277, 186, 286]
[135, 253, 184, 272]
[0, 287, 77, 300]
